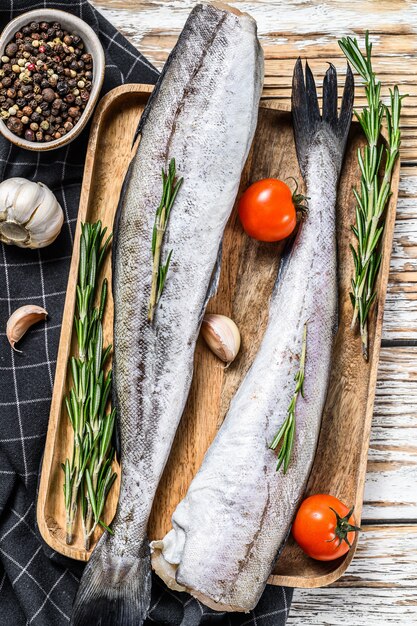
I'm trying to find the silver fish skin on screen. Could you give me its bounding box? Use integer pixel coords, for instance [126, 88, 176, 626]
[152, 61, 353, 612]
[71, 4, 263, 625]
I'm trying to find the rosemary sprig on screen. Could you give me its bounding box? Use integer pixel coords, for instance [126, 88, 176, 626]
[148, 158, 183, 322]
[270, 322, 307, 473]
[63, 221, 117, 547]
[338, 32, 405, 360]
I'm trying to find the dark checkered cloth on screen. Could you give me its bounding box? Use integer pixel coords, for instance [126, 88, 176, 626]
[0, 1, 293, 624]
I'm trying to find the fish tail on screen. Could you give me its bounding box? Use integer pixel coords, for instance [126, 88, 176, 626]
[291, 58, 354, 178]
[71, 533, 151, 626]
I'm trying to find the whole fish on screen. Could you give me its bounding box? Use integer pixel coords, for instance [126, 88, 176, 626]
[151, 60, 354, 612]
[71, 4, 263, 625]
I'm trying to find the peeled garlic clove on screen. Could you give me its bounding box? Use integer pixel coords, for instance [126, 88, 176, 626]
[201, 314, 241, 363]
[6, 305, 48, 352]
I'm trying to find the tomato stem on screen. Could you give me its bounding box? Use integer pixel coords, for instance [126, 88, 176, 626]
[326, 506, 362, 548]
[286, 176, 309, 216]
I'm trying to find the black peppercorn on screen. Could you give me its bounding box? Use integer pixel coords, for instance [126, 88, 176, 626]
[56, 81, 69, 96]
[5, 43, 18, 57]
[65, 93, 75, 104]
[7, 116, 23, 135]
[22, 26, 31, 36]
[16, 98, 26, 108]
[24, 128, 35, 141]
[68, 106, 79, 118]
[40, 22, 49, 31]
[30, 111, 41, 123]
[2, 76, 12, 87]
[32, 72, 42, 84]
[42, 87, 55, 103]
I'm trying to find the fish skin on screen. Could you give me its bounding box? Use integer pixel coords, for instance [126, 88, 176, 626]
[151, 61, 353, 612]
[71, 4, 263, 625]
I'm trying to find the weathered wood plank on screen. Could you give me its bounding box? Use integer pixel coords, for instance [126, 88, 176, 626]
[335, 525, 416, 588]
[289, 524, 417, 622]
[289, 588, 417, 624]
[91, 0, 417, 159]
[383, 168, 417, 341]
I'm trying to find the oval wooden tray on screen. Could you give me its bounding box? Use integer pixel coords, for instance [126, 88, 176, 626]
[37, 83, 400, 588]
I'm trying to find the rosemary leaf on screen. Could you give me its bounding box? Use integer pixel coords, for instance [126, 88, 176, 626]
[338, 32, 406, 359]
[148, 158, 183, 322]
[270, 322, 307, 474]
[63, 221, 117, 546]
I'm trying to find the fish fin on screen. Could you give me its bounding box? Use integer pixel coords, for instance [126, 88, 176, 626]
[71, 534, 151, 626]
[292, 58, 354, 179]
[199, 241, 223, 324]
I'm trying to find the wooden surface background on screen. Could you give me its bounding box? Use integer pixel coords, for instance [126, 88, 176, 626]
[90, 1, 417, 623]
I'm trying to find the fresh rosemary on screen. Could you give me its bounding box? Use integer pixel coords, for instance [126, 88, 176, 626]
[338, 32, 405, 360]
[270, 322, 307, 474]
[148, 158, 183, 322]
[63, 221, 117, 548]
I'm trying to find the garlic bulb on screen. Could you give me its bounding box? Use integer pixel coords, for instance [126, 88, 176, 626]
[201, 314, 241, 364]
[6, 305, 48, 351]
[0, 177, 64, 248]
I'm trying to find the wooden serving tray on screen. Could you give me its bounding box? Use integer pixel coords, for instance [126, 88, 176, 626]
[37, 83, 400, 588]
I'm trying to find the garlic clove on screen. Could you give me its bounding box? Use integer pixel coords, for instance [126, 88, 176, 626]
[8, 180, 45, 225]
[25, 185, 64, 245]
[201, 314, 241, 364]
[6, 305, 48, 352]
[0, 177, 27, 220]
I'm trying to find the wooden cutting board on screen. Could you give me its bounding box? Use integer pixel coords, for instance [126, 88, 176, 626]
[37, 83, 400, 588]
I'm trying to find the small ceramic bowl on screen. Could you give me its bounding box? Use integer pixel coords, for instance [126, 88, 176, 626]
[0, 9, 105, 151]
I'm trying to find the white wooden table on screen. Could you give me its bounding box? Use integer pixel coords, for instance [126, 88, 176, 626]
[91, 1, 417, 623]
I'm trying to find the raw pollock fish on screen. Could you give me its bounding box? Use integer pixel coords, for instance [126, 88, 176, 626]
[152, 60, 354, 612]
[71, 4, 263, 625]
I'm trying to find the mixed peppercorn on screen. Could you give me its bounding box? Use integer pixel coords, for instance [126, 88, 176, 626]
[0, 21, 93, 143]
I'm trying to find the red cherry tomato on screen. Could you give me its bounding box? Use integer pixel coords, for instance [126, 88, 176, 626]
[238, 178, 297, 242]
[292, 494, 360, 561]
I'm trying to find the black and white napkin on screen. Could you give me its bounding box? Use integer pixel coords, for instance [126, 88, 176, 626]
[0, 1, 293, 624]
